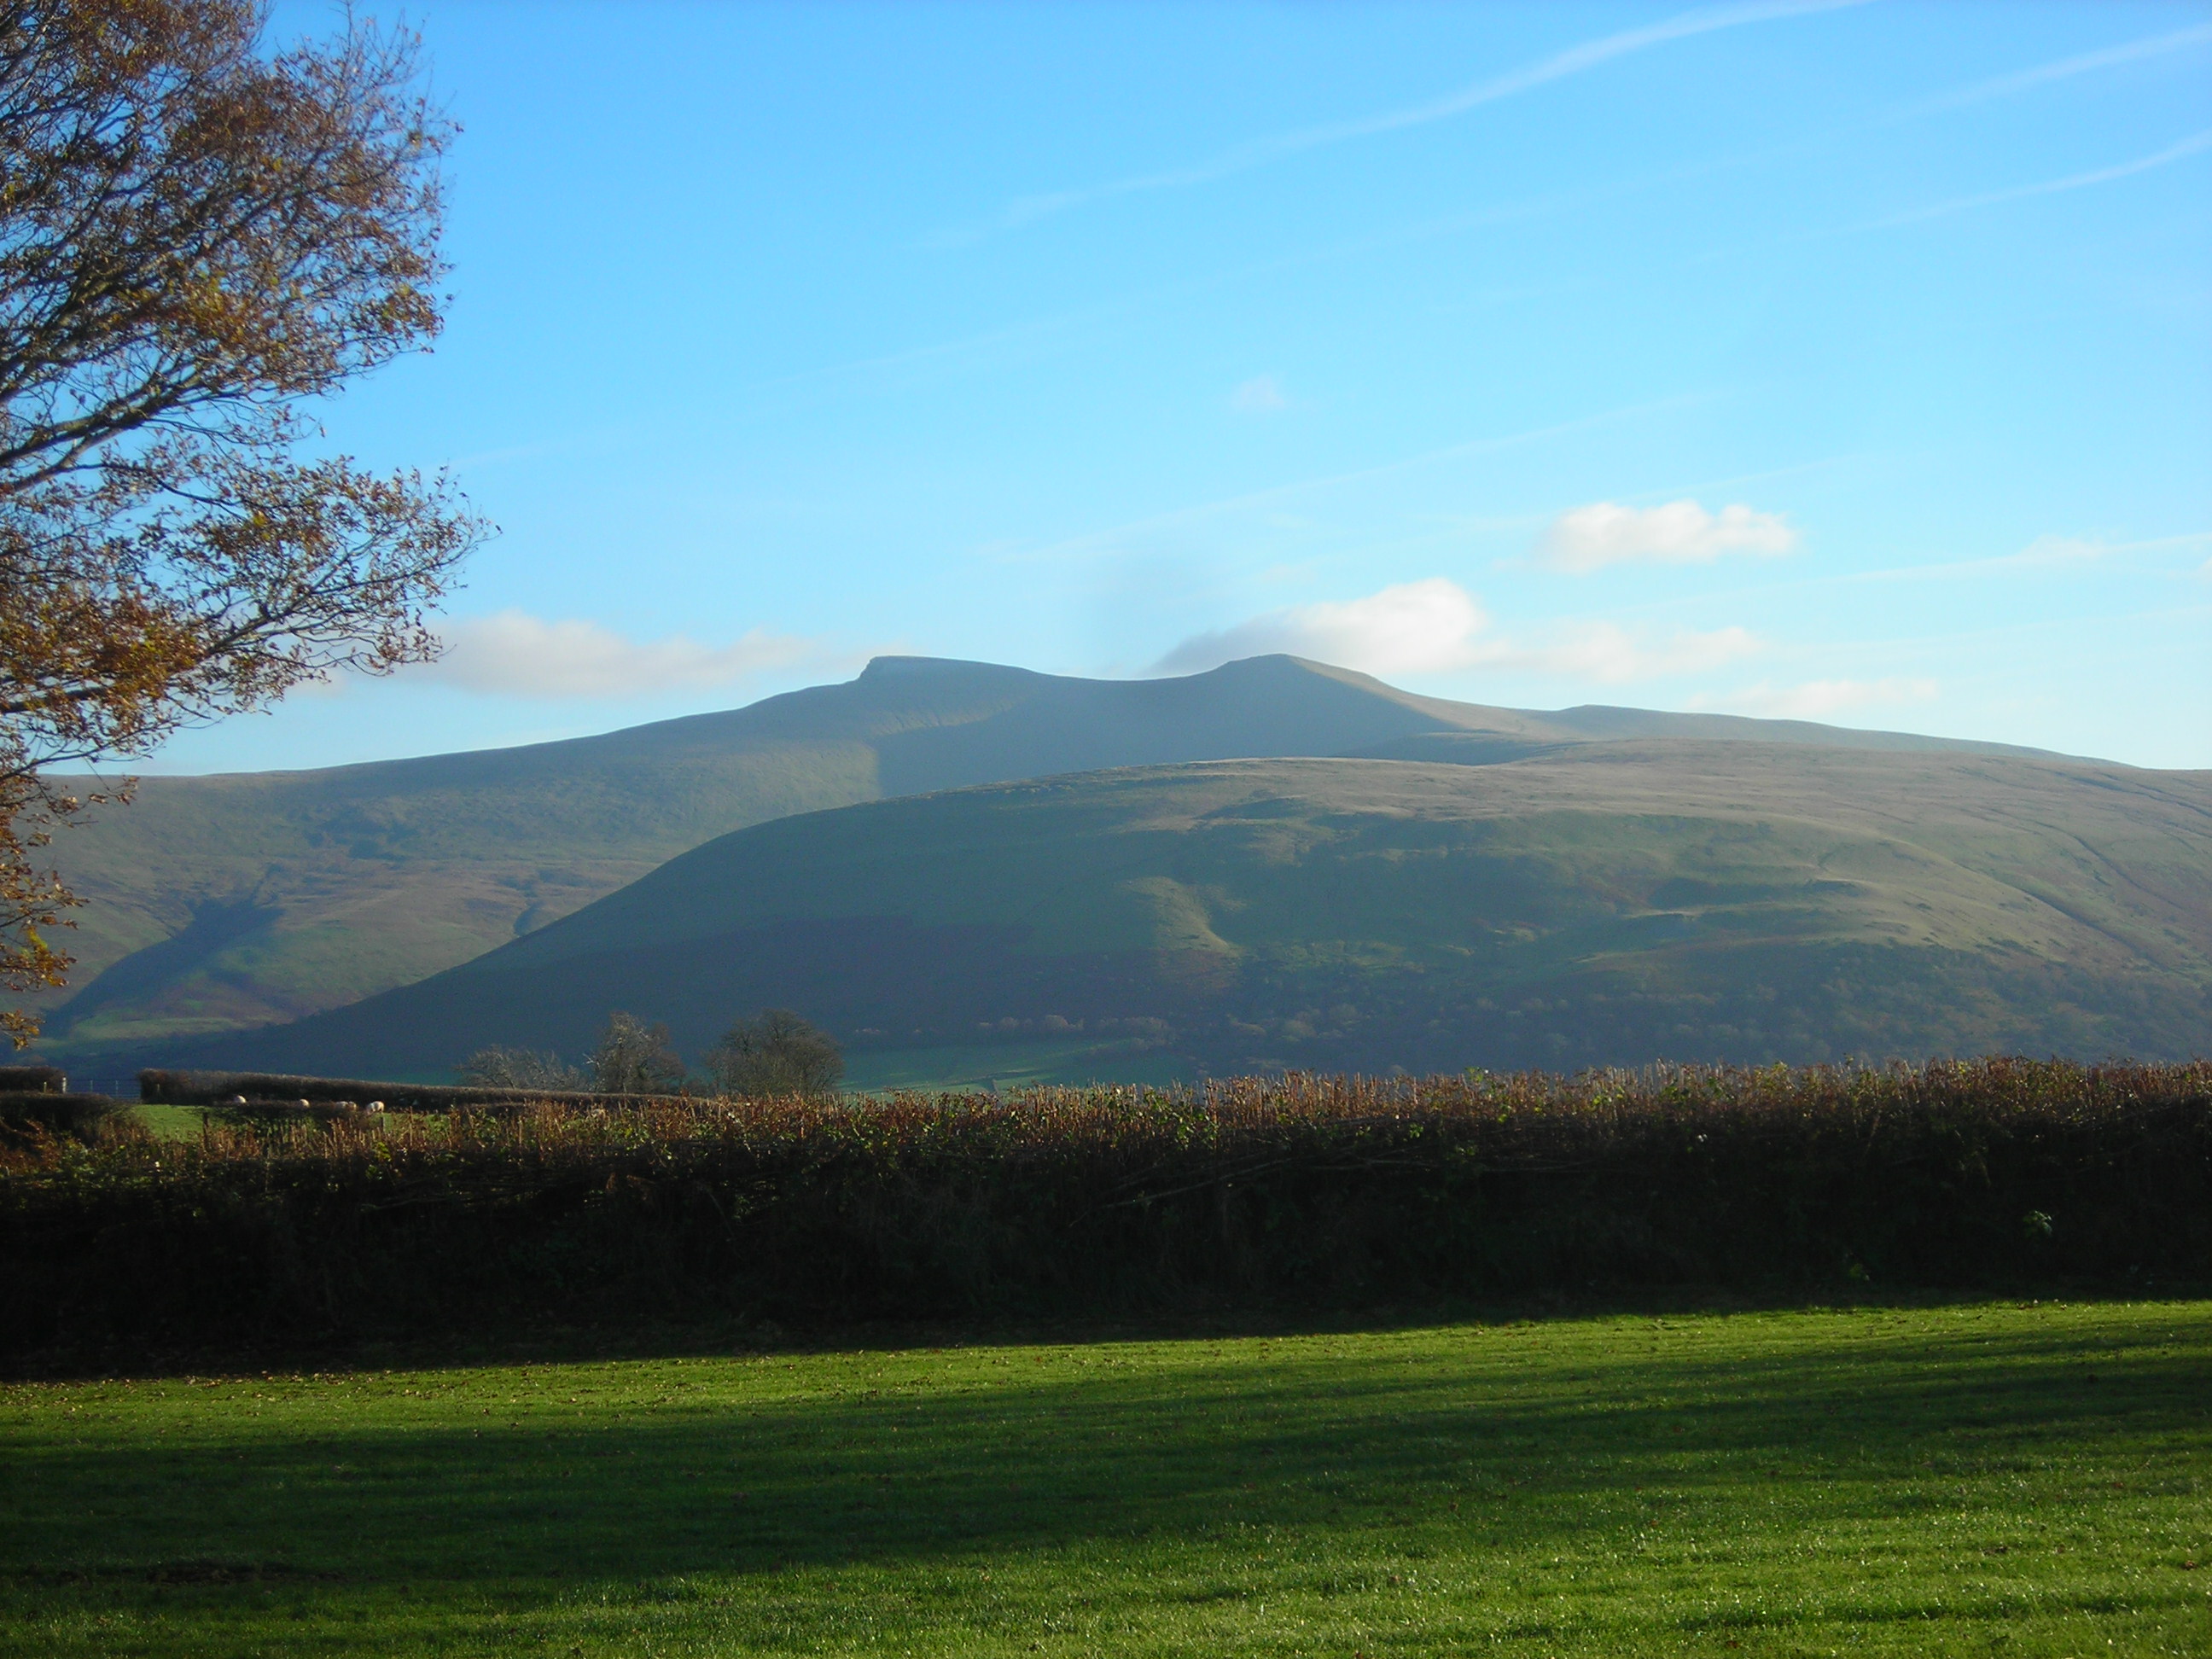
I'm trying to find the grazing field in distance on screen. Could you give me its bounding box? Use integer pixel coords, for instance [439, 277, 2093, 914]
[3, 1301, 2207, 1656]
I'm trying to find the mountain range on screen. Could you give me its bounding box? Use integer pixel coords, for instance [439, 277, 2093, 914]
[26, 655, 2204, 1085]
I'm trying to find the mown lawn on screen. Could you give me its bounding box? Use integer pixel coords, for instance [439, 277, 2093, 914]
[1, 1301, 2206, 1656]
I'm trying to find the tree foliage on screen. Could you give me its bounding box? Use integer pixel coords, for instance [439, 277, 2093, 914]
[589, 1012, 685, 1098]
[706, 1008, 842, 1098]
[455, 1045, 587, 1093]
[0, 0, 486, 1039]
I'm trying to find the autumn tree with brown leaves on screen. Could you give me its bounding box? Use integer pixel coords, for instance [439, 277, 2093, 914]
[0, 1, 486, 1041]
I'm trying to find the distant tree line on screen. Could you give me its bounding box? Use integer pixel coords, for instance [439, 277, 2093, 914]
[459, 1009, 842, 1099]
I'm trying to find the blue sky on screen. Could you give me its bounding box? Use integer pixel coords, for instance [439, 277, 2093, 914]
[160, 0, 2211, 771]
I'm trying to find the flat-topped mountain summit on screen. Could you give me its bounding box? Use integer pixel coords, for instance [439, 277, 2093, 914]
[26, 653, 2077, 1067]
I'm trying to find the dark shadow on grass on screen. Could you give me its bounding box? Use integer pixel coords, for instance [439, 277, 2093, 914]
[18, 1280, 2203, 1383]
[4, 1314, 2204, 1592]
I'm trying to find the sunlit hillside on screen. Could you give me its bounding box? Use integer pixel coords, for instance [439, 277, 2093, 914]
[186, 737, 2212, 1082]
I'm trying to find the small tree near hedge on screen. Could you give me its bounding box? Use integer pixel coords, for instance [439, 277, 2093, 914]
[589, 1012, 685, 1097]
[456, 1046, 586, 1091]
[707, 1009, 841, 1098]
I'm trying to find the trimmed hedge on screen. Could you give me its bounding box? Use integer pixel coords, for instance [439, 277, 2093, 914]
[0, 1093, 130, 1151]
[2, 1058, 2206, 1357]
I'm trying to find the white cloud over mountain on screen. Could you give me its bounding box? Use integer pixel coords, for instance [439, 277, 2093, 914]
[1538, 499, 1796, 573]
[1154, 579, 1487, 676]
[1154, 578, 1761, 684]
[416, 610, 829, 699]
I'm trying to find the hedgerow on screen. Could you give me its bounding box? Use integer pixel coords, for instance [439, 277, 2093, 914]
[1, 1058, 2204, 1356]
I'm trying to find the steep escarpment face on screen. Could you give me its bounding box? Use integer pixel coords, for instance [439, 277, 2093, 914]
[192, 745, 2212, 1083]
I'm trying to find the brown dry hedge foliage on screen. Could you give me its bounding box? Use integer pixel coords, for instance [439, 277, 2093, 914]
[3, 1057, 2207, 1356]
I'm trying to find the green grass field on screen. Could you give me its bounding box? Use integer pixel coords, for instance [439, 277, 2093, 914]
[3, 1301, 2207, 1656]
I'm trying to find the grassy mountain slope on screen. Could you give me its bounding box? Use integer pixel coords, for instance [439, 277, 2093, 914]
[27, 655, 2040, 1060]
[197, 742, 2212, 1081]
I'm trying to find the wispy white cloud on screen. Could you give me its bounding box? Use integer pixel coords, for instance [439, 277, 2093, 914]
[952, 0, 1870, 238]
[2000, 534, 2113, 568]
[1852, 128, 2212, 232]
[1152, 579, 1761, 684]
[1008, 393, 1709, 568]
[1917, 23, 2212, 113]
[1827, 528, 2212, 585]
[1690, 677, 1938, 719]
[1229, 375, 1293, 414]
[413, 611, 840, 699]
[1537, 499, 1797, 573]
